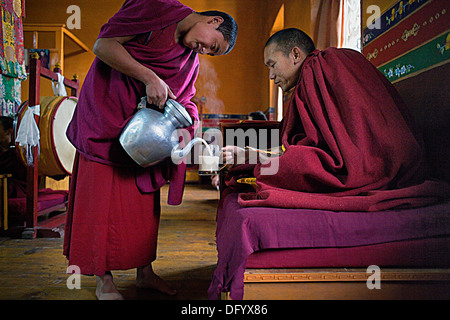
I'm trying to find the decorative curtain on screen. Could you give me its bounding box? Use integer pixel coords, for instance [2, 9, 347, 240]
[1, 0, 26, 116]
[311, 0, 341, 49]
[339, 0, 361, 51]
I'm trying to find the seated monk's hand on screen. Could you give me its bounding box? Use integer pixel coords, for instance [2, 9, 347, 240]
[222, 145, 246, 166]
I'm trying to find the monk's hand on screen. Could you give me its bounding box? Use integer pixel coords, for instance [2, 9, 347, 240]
[144, 76, 177, 109]
[222, 146, 246, 165]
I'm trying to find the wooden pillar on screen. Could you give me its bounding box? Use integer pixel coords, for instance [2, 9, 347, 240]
[22, 53, 41, 239]
[0, 174, 12, 230]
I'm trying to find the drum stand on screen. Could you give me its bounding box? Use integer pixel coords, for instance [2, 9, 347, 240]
[21, 53, 79, 239]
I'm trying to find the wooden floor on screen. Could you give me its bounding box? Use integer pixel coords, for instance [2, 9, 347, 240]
[0, 183, 220, 300]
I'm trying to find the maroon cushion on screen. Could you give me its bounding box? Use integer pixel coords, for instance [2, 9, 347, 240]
[246, 236, 450, 268]
[8, 188, 68, 215]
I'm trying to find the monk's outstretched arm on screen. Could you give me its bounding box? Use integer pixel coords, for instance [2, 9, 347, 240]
[222, 145, 283, 165]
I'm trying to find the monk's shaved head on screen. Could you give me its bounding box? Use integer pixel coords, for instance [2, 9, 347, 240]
[265, 28, 315, 57]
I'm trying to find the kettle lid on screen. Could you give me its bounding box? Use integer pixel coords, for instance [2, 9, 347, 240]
[165, 99, 193, 128]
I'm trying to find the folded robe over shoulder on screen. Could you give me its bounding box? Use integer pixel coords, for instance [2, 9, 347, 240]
[238, 48, 450, 211]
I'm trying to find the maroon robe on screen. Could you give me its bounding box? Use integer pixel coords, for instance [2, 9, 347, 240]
[66, 0, 199, 200]
[0, 145, 27, 198]
[237, 48, 450, 211]
[63, 0, 199, 275]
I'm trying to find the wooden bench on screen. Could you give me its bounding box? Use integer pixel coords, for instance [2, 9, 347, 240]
[220, 268, 450, 300]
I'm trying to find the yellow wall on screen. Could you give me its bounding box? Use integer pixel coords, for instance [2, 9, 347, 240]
[22, 0, 312, 116]
[285, 0, 311, 30]
[22, 0, 120, 100]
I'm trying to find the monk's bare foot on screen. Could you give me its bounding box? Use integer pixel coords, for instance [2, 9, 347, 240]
[96, 272, 124, 300]
[136, 264, 177, 296]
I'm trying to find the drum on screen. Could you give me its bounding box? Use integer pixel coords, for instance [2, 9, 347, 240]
[16, 96, 78, 176]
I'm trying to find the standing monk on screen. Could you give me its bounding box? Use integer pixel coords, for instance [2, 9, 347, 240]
[63, 0, 237, 300]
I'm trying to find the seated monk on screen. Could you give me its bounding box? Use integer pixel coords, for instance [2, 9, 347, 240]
[223, 28, 450, 211]
[0, 116, 27, 198]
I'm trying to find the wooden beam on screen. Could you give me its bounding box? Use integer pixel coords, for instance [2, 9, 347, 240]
[244, 268, 450, 283]
[22, 55, 41, 239]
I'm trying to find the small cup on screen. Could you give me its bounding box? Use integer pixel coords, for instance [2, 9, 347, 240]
[198, 155, 219, 175]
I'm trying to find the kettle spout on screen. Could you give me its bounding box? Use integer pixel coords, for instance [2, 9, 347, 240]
[171, 137, 205, 162]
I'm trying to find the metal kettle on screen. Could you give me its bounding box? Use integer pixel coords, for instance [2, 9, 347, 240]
[120, 98, 202, 167]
